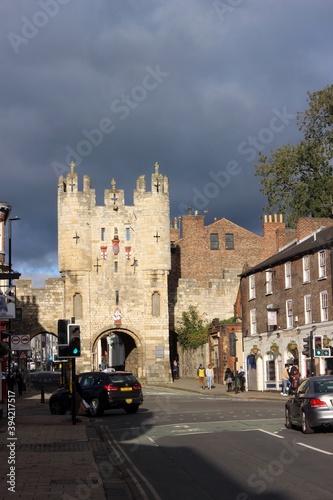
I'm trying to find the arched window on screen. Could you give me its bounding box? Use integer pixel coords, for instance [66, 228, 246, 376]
[73, 293, 82, 319]
[152, 292, 160, 317]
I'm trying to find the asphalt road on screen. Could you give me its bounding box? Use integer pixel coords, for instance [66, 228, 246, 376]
[91, 388, 333, 500]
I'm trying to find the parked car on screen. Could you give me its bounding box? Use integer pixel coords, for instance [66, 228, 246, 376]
[49, 371, 143, 416]
[285, 375, 333, 434]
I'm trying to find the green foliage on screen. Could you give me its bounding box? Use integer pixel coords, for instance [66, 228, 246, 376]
[221, 317, 237, 324]
[176, 305, 209, 350]
[255, 85, 333, 227]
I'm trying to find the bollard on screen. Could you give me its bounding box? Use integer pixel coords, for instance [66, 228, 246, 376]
[41, 385, 45, 404]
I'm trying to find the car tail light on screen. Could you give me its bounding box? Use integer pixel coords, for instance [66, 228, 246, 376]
[104, 384, 118, 391]
[310, 398, 328, 408]
[133, 384, 141, 390]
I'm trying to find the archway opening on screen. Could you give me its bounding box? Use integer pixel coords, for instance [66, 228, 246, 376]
[95, 330, 139, 375]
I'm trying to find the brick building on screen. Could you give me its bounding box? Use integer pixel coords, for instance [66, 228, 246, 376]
[240, 219, 333, 391]
[168, 212, 288, 378]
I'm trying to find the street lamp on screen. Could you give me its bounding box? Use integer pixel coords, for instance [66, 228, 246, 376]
[7, 217, 20, 416]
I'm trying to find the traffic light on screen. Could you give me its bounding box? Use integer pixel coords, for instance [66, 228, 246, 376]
[321, 347, 330, 357]
[67, 324, 81, 357]
[313, 335, 323, 356]
[57, 319, 69, 345]
[1, 331, 9, 343]
[229, 332, 236, 356]
[302, 336, 311, 357]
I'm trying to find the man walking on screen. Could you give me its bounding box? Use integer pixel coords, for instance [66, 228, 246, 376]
[281, 364, 291, 395]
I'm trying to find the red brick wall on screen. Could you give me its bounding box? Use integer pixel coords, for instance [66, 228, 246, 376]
[296, 218, 333, 240]
[170, 215, 286, 284]
[176, 215, 265, 285]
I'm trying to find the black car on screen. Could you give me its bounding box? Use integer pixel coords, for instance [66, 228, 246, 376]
[285, 375, 333, 434]
[49, 371, 143, 416]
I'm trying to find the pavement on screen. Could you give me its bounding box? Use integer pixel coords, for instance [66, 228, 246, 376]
[0, 379, 284, 499]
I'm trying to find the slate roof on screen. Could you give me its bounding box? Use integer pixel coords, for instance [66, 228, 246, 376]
[240, 225, 333, 278]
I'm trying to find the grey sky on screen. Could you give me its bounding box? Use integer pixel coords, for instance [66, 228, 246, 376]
[1, 0, 332, 286]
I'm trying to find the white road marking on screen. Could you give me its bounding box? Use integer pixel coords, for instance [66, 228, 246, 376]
[297, 443, 333, 455]
[147, 436, 158, 447]
[241, 429, 284, 439]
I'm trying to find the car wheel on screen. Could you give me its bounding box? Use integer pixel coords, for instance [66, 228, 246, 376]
[301, 411, 314, 434]
[284, 408, 294, 429]
[49, 399, 66, 415]
[124, 405, 139, 414]
[88, 398, 103, 417]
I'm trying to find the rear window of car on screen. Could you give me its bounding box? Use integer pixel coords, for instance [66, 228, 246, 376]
[313, 381, 333, 393]
[108, 373, 138, 384]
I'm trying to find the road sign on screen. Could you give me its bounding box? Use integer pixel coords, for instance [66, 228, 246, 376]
[9, 334, 31, 350]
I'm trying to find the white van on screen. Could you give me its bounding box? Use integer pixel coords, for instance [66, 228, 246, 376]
[27, 361, 36, 371]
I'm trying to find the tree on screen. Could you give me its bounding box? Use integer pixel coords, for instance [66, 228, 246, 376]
[255, 84, 333, 227]
[176, 305, 209, 350]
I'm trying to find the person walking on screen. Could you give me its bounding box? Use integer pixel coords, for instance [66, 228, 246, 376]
[237, 366, 246, 392]
[281, 364, 291, 395]
[206, 364, 214, 389]
[17, 370, 24, 397]
[197, 363, 206, 389]
[291, 365, 300, 393]
[172, 359, 179, 381]
[224, 367, 234, 392]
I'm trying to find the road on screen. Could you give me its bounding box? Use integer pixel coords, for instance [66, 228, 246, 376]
[91, 387, 333, 500]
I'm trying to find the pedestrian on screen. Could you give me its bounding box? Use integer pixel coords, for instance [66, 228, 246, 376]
[10, 372, 17, 393]
[206, 364, 214, 389]
[101, 355, 107, 370]
[237, 366, 246, 392]
[197, 363, 206, 389]
[281, 364, 291, 395]
[172, 359, 179, 381]
[291, 365, 300, 392]
[17, 370, 24, 397]
[224, 367, 234, 392]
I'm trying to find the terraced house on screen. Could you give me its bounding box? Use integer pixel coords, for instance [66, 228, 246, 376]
[240, 219, 333, 392]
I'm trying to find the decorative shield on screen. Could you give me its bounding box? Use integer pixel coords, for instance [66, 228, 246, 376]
[100, 246, 107, 259]
[114, 308, 122, 324]
[112, 239, 120, 255]
[125, 246, 131, 260]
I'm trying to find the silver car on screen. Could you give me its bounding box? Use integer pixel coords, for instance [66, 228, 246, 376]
[285, 375, 333, 434]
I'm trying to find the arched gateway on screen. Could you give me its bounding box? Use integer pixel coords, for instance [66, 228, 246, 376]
[11, 165, 173, 384]
[93, 328, 143, 379]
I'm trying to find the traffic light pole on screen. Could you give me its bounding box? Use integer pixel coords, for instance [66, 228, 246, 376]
[71, 358, 77, 425]
[310, 329, 315, 376]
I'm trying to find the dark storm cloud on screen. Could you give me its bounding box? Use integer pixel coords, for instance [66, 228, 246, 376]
[1, 0, 333, 285]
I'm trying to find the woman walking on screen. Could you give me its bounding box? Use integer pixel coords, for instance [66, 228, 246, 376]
[224, 367, 234, 392]
[206, 364, 214, 389]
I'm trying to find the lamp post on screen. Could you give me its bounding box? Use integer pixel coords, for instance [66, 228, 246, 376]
[7, 217, 20, 416]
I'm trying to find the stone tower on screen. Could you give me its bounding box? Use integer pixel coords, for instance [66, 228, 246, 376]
[58, 162, 171, 383]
